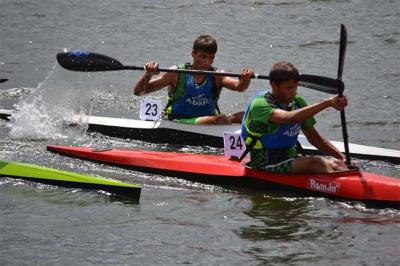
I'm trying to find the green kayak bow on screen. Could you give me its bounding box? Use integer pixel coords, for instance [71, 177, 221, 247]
[0, 160, 141, 200]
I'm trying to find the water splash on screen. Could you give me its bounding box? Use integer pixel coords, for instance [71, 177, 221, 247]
[6, 64, 91, 141]
[0, 87, 34, 99]
[8, 94, 63, 139]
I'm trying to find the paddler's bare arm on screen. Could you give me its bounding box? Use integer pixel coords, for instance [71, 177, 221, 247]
[269, 95, 348, 124]
[218, 69, 254, 92]
[134, 62, 177, 96]
[302, 127, 345, 160]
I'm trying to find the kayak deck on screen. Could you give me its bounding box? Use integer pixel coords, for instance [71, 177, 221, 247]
[0, 160, 141, 200]
[47, 145, 400, 208]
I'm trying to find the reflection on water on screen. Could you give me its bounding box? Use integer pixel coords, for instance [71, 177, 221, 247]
[234, 193, 400, 265]
[235, 194, 310, 241]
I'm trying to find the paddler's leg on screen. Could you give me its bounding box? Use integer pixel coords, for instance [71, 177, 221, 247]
[174, 115, 231, 125]
[196, 111, 246, 124]
[291, 156, 348, 174]
[227, 111, 244, 124]
[174, 113, 244, 125]
[329, 159, 348, 171]
[195, 114, 231, 124]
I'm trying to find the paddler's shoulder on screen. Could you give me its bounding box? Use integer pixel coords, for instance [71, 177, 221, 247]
[294, 94, 308, 107]
[162, 65, 179, 79]
[161, 65, 179, 92]
[250, 92, 275, 110]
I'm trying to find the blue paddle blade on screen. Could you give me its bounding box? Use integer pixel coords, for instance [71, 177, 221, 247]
[57, 50, 125, 71]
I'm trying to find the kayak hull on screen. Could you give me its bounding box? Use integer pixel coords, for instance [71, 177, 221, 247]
[47, 145, 400, 208]
[0, 160, 141, 200]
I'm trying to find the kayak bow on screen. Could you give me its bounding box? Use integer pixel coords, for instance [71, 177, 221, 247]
[0, 109, 12, 121]
[0, 160, 141, 200]
[47, 145, 400, 208]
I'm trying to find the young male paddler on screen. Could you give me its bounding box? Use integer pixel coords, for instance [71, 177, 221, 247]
[242, 61, 349, 174]
[134, 35, 254, 124]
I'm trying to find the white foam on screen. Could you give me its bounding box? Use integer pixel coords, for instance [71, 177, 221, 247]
[6, 64, 91, 141]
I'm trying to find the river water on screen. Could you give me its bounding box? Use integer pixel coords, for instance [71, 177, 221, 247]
[1, 0, 399, 265]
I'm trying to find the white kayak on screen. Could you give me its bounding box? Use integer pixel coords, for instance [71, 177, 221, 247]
[1, 109, 399, 163]
[67, 113, 400, 164]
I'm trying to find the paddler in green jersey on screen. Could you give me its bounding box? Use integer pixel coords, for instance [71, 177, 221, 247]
[134, 35, 254, 125]
[242, 61, 349, 174]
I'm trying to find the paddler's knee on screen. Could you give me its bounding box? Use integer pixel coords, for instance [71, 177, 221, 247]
[215, 114, 231, 124]
[330, 159, 349, 172]
[292, 156, 331, 174]
[309, 157, 333, 173]
[195, 115, 230, 124]
[227, 111, 244, 124]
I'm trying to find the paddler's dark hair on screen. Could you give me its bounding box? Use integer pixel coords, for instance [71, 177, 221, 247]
[193, 35, 218, 54]
[269, 61, 300, 85]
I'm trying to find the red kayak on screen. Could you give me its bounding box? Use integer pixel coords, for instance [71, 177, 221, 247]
[47, 145, 400, 208]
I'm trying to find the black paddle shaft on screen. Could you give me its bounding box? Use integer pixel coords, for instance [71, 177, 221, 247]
[337, 24, 351, 165]
[56, 51, 340, 94]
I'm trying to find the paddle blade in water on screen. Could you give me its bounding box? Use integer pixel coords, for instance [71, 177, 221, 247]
[57, 51, 125, 71]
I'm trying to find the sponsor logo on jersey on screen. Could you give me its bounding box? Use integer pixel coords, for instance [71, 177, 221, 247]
[185, 94, 211, 106]
[283, 124, 301, 137]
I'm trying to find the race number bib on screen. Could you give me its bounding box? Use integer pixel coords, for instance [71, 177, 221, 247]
[223, 132, 246, 159]
[139, 98, 162, 121]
